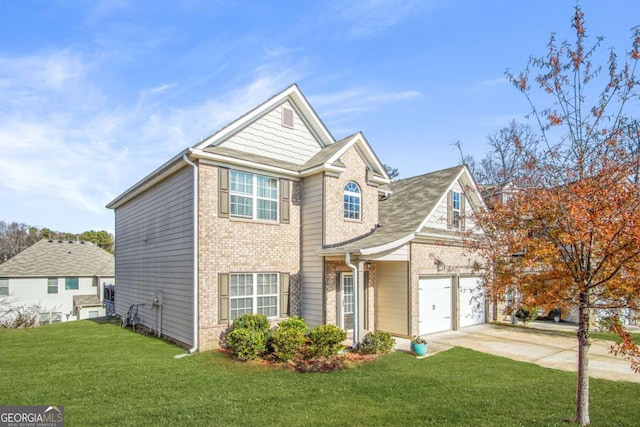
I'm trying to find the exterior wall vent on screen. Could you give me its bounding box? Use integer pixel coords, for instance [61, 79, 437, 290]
[282, 106, 294, 128]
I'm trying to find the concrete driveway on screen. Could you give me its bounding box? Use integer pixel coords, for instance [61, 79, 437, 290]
[395, 323, 640, 383]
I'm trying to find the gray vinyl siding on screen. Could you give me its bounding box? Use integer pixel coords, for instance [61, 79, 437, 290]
[376, 261, 409, 336]
[300, 173, 324, 326]
[221, 101, 322, 165]
[114, 166, 194, 346]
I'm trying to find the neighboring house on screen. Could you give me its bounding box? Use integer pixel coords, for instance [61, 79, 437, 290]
[0, 239, 115, 323]
[107, 84, 486, 351]
[479, 183, 638, 327]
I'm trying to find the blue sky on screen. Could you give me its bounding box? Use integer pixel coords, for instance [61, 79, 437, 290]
[1, 0, 638, 234]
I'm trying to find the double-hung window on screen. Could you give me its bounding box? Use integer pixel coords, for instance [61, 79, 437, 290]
[230, 171, 278, 221]
[229, 273, 279, 321]
[48, 278, 58, 294]
[0, 278, 8, 296]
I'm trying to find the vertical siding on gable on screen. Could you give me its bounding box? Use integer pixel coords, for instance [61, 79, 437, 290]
[301, 173, 324, 326]
[221, 100, 322, 165]
[376, 261, 409, 336]
[114, 166, 194, 347]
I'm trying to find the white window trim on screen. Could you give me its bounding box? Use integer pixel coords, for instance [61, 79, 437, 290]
[230, 170, 279, 222]
[47, 278, 58, 294]
[0, 278, 8, 296]
[452, 191, 461, 229]
[229, 273, 280, 320]
[339, 272, 355, 331]
[343, 181, 361, 220]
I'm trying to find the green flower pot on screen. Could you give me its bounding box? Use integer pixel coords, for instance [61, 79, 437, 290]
[411, 342, 428, 356]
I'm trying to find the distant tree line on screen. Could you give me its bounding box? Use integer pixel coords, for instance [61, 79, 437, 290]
[0, 220, 114, 264]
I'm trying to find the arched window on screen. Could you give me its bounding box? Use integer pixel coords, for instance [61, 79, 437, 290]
[343, 182, 361, 220]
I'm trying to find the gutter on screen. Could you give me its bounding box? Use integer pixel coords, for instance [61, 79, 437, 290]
[345, 252, 359, 347]
[182, 151, 199, 355]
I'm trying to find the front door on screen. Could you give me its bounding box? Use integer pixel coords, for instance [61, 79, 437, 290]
[341, 273, 355, 331]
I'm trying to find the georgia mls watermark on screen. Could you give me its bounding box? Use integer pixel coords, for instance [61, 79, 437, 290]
[0, 406, 64, 427]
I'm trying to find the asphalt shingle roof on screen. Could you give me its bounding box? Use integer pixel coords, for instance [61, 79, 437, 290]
[73, 294, 102, 307]
[203, 134, 358, 173]
[321, 165, 465, 254]
[379, 165, 464, 234]
[0, 239, 115, 278]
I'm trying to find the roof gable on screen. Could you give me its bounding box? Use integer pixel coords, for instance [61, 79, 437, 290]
[302, 132, 389, 182]
[320, 165, 482, 256]
[0, 239, 115, 278]
[193, 85, 334, 165]
[378, 165, 466, 236]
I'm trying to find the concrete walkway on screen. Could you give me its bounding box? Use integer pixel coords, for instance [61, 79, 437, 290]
[394, 321, 640, 383]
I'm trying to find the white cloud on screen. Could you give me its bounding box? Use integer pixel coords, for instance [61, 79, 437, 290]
[309, 87, 421, 118]
[0, 45, 309, 233]
[473, 77, 509, 91]
[328, 0, 426, 39]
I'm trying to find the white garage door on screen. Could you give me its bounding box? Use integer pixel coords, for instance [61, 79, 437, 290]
[459, 276, 485, 328]
[419, 277, 452, 335]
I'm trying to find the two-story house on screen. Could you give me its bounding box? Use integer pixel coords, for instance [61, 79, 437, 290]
[107, 84, 486, 351]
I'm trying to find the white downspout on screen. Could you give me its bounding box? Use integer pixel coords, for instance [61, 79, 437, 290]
[345, 252, 359, 347]
[183, 153, 199, 354]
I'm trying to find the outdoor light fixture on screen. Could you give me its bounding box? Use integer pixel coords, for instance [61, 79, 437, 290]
[365, 261, 373, 270]
[435, 259, 445, 272]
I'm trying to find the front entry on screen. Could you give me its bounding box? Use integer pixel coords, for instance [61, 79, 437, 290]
[339, 273, 355, 331]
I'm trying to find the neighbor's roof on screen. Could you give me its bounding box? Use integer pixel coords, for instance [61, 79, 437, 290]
[320, 165, 466, 255]
[73, 294, 102, 308]
[0, 239, 115, 278]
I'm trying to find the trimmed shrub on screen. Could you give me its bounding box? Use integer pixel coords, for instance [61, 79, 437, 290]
[277, 316, 308, 333]
[305, 324, 347, 358]
[270, 327, 307, 362]
[232, 313, 270, 333]
[226, 327, 267, 361]
[356, 331, 395, 355]
[515, 305, 539, 326]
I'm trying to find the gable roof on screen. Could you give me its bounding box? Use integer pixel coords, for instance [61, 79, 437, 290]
[193, 84, 334, 151]
[320, 165, 481, 255]
[0, 239, 115, 278]
[108, 84, 392, 210]
[380, 165, 465, 235]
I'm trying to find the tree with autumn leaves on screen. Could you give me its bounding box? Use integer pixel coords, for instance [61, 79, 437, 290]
[470, 5, 640, 426]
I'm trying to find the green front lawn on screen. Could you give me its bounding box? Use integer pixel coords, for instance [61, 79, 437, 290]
[1, 320, 638, 426]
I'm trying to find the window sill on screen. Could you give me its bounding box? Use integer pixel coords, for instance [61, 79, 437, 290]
[343, 218, 362, 224]
[229, 217, 281, 226]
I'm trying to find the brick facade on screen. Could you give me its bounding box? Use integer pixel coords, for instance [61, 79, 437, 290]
[409, 241, 482, 336]
[324, 147, 379, 246]
[197, 161, 302, 350]
[324, 259, 377, 332]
